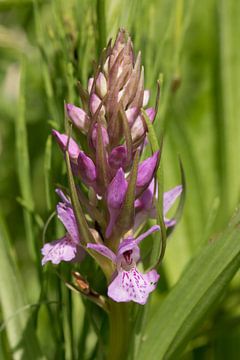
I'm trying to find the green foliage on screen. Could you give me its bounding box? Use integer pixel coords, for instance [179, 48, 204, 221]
[0, 0, 240, 359]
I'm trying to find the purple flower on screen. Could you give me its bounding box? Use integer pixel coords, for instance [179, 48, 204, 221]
[134, 180, 183, 230]
[41, 202, 84, 265]
[136, 151, 160, 195]
[77, 151, 97, 188]
[106, 168, 128, 238]
[131, 107, 155, 142]
[52, 130, 80, 161]
[87, 225, 160, 305]
[66, 104, 90, 134]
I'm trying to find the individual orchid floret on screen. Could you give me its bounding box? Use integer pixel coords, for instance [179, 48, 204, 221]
[134, 179, 183, 230]
[136, 151, 160, 195]
[41, 202, 84, 265]
[66, 104, 90, 134]
[90, 93, 105, 116]
[108, 145, 128, 171]
[77, 151, 97, 188]
[96, 72, 108, 98]
[91, 123, 109, 148]
[106, 168, 128, 238]
[131, 107, 155, 143]
[125, 107, 139, 126]
[87, 225, 160, 305]
[52, 130, 80, 161]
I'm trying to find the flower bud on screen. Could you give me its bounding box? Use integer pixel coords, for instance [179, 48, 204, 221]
[106, 168, 128, 238]
[66, 104, 90, 134]
[96, 72, 108, 98]
[136, 151, 160, 193]
[52, 130, 80, 160]
[91, 124, 109, 148]
[77, 151, 97, 186]
[90, 93, 105, 116]
[108, 145, 128, 170]
[131, 107, 155, 142]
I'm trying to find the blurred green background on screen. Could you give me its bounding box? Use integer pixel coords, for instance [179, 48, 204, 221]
[0, 0, 240, 359]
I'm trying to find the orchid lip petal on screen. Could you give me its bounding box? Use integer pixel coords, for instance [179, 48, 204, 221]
[41, 236, 78, 265]
[107, 268, 159, 304]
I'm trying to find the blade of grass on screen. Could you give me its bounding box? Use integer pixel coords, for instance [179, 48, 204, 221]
[0, 215, 45, 360]
[15, 60, 36, 261]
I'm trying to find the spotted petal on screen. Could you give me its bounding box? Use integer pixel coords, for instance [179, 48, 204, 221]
[108, 268, 159, 305]
[41, 236, 78, 265]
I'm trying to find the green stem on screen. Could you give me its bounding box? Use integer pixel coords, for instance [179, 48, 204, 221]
[108, 301, 132, 360]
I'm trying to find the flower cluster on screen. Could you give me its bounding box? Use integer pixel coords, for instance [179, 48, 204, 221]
[41, 29, 182, 305]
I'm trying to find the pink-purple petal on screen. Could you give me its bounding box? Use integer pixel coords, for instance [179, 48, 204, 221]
[108, 146, 128, 170]
[135, 225, 160, 244]
[52, 130, 80, 160]
[78, 151, 97, 183]
[164, 185, 182, 215]
[66, 104, 89, 133]
[57, 203, 79, 244]
[87, 243, 117, 263]
[41, 237, 78, 265]
[136, 151, 159, 188]
[108, 268, 159, 305]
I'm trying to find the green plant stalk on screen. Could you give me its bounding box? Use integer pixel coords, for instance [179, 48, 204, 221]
[107, 301, 132, 360]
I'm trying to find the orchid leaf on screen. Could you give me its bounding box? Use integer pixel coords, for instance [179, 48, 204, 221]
[138, 208, 240, 360]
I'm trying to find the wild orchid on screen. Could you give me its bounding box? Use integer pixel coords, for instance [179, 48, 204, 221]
[41, 29, 182, 358]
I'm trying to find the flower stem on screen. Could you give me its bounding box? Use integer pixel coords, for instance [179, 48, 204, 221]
[108, 301, 132, 360]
